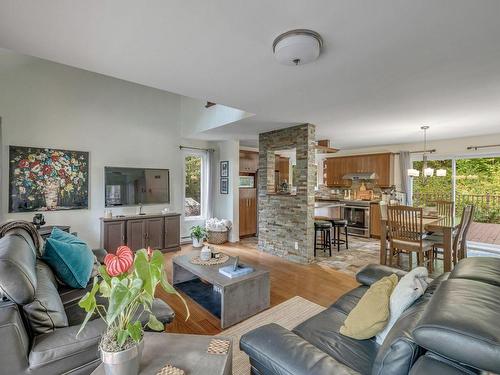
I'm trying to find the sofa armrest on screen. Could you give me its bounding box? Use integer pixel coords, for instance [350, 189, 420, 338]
[240, 323, 359, 375]
[29, 318, 105, 370]
[0, 301, 30, 374]
[92, 248, 108, 264]
[356, 264, 407, 286]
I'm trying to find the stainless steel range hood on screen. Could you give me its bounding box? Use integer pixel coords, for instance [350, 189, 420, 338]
[342, 172, 378, 180]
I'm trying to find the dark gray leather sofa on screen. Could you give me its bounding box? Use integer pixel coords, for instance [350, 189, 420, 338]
[241, 259, 500, 375]
[0, 227, 175, 375]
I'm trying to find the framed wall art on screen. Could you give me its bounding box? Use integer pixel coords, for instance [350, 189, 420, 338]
[9, 146, 89, 212]
[220, 177, 229, 194]
[220, 160, 229, 177]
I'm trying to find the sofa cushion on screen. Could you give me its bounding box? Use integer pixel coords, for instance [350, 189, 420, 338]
[330, 285, 368, 314]
[340, 274, 398, 340]
[293, 306, 378, 375]
[409, 354, 480, 375]
[449, 257, 500, 287]
[356, 264, 406, 286]
[0, 233, 37, 304]
[43, 237, 93, 289]
[23, 261, 68, 334]
[413, 278, 500, 374]
[376, 267, 429, 344]
[371, 272, 449, 375]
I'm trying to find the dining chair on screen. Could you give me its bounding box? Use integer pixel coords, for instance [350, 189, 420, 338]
[387, 205, 434, 272]
[432, 205, 475, 265]
[430, 200, 454, 218]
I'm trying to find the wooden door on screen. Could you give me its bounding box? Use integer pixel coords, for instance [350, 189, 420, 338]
[145, 217, 164, 250]
[164, 215, 180, 250]
[127, 219, 146, 251]
[373, 153, 393, 187]
[240, 150, 259, 173]
[239, 188, 257, 236]
[101, 221, 126, 253]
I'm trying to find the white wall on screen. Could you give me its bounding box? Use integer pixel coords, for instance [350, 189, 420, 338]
[212, 140, 240, 242]
[0, 50, 209, 248]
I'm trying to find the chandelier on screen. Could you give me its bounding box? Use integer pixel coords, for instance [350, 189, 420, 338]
[407, 126, 446, 178]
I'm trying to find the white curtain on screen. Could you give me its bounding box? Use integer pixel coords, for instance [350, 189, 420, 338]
[206, 149, 216, 219]
[399, 151, 412, 205]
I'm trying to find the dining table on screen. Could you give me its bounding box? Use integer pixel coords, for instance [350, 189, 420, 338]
[379, 215, 460, 272]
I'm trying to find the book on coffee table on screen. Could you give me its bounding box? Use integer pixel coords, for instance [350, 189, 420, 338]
[218, 265, 254, 278]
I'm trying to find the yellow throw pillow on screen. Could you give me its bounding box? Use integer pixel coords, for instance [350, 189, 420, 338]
[340, 274, 398, 340]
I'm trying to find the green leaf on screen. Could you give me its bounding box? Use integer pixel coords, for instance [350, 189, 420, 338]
[99, 280, 111, 298]
[78, 277, 99, 312]
[76, 278, 99, 337]
[161, 270, 190, 321]
[98, 265, 111, 284]
[134, 250, 154, 297]
[107, 278, 143, 326]
[117, 329, 129, 347]
[127, 321, 142, 342]
[147, 314, 164, 331]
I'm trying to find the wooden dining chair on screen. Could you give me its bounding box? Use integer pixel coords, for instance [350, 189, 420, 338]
[433, 205, 475, 265]
[431, 200, 454, 218]
[387, 205, 434, 272]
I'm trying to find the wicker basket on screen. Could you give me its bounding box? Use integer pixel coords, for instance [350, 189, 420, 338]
[206, 230, 228, 244]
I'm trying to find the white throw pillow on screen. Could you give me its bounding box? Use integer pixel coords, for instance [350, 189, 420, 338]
[376, 267, 429, 345]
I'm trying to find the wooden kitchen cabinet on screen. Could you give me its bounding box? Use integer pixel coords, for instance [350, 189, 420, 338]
[100, 214, 180, 253]
[324, 153, 394, 187]
[239, 188, 257, 236]
[164, 215, 181, 251]
[127, 219, 146, 251]
[370, 202, 382, 238]
[240, 150, 259, 173]
[100, 220, 126, 254]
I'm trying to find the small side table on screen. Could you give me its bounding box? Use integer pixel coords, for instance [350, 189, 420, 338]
[37, 225, 71, 240]
[91, 332, 232, 375]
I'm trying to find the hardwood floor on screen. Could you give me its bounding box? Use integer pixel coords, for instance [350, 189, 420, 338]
[158, 240, 359, 335]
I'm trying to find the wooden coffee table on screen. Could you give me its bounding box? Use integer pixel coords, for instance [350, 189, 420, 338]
[91, 332, 232, 375]
[172, 251, 270, 329]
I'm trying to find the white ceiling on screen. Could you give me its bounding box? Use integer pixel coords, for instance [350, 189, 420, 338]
[1, 0, 500, 149]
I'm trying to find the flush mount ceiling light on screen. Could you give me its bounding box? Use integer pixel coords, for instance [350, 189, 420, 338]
[273, 29, 323, 66]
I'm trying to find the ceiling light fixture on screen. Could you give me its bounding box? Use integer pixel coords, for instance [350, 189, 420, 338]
[408, 126, 446, 181]
[273, 29, 323, 66]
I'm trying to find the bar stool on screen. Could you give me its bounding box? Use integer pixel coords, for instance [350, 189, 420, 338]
[314, 221, 332, 257]
[331, 219, 349, 252]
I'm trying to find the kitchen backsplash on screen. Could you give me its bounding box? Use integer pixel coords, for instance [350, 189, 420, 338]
[315, 181, 391, 200]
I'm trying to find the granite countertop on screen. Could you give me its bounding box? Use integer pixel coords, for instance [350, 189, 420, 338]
[100, 212, 180, 221]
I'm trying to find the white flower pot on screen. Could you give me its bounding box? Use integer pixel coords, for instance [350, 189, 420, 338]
[192, 238, 203, 248]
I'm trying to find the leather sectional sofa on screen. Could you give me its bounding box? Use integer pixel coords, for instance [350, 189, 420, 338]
[241, 258, 500, 375]
[0, 226, 175, 375]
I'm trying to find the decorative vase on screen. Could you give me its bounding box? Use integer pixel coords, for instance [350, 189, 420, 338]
[192, 237, 203, 248]
[100, 339, 144, 375]
[44, 181, 59, 210]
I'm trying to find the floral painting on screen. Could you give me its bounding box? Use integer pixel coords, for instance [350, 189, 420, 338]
[9, 146, 89, 212]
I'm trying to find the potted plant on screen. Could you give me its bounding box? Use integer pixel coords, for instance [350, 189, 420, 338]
[78, 246, 189, 375]
[190, 225, 207, 248]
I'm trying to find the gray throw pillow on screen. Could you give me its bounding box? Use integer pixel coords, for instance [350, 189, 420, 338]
[23, 261, 68, 335]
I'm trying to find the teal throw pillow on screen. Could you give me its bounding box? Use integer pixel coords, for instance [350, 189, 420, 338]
[42, 230, 93, 289]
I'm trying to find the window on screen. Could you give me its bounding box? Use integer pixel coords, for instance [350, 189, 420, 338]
[184, 152, 207, 218]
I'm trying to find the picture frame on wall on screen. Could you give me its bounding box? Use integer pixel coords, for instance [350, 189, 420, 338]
[220, 160, 229, 177]
[8, 145, 89, 212]
[220, 177, 229, 194]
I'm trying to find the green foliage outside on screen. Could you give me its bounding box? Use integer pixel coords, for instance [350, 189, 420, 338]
[185, 155, 201, 202]
[412, 157, 500, 223]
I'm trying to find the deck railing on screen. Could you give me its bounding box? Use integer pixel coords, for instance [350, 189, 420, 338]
[412, 192, 500, 224]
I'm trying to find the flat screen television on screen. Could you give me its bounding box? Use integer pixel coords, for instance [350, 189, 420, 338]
[104, 167, 170, 207]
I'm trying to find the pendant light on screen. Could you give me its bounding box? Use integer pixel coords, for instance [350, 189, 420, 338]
[408, 126, 446, 179]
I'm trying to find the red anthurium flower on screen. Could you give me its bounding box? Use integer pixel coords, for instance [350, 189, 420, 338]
[147, 246, 153, 259]
[104, 246, 134, 276]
